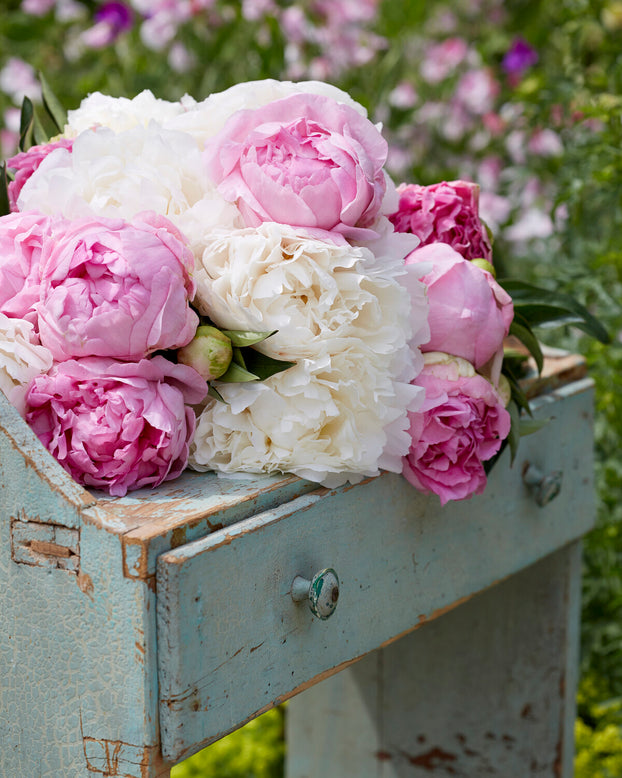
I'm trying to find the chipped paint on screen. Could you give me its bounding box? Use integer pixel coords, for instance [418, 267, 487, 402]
[405, 746, 458, 769]
[10, 512, 80, 573]
[82, 737, 168, 777]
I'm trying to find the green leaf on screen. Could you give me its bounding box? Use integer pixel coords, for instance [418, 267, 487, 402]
[231, 346, 247, 369]
[32, 108, 47, 146]
[207, 384, 227, 403]
[39, 71, 67, 133]
[499, 278, 610, 344]
[218, 361, 261, 383]
[19, 97, 35, 151]
[0, 164, 10, 217]
[519, 417, 550, 436]
[509, 313, 543, 373]
[503, 363, 532, 415]
[220, 329, 278, 347]
[242, 350, 296, 380]
[507, 399, 522, 465]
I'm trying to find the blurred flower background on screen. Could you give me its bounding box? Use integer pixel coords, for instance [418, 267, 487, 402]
[2, 0, 622, 774]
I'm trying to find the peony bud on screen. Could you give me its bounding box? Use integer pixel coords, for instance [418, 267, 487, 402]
[177, 325, 233, 381]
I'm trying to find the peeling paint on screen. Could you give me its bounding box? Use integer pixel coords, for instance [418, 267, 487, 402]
[405, 746, 458, 770]
[82, 737, 167, 777]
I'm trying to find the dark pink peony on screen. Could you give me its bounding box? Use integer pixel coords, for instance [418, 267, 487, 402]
[25, 356, 207, 496]
[403, 353, 511, 505]
[204, 93, 388, 241]
[389, 180, 492, 261]
[36, 211, 198, 361]
[7, 138, 73, 212]
[0, 210, 52, 329]
[405, 243, 513, 372]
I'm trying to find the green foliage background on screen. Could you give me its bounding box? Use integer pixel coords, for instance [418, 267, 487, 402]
[3, 0, 622, 774]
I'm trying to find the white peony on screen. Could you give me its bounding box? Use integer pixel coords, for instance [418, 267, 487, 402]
[17, 124, 241, 244]
[0, 314, 53, 417]
[190, 348, 423, 486]
[190, 222, 429, 485]
[164, 78, 369, 147]
[64, 89, 197, 135]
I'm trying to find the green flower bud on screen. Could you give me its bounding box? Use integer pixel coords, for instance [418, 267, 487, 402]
[177, 325, 233, 381]
[471, 258, 496, 278]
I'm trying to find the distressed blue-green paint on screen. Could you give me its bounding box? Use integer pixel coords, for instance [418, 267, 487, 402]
[0, 391, 316, 778]
[287, 542, 584, 777]
[156, 378, 595, 763]
[0, 374, 595, 777]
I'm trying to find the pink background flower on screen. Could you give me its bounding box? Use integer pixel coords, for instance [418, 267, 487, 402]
[390, 180, 492, 261]
[402, 353, 511, 505]
[36, 211, 198, 361]
[405, 242, 513, 371]
[25, 355, 207, 496]
[204, 93, 388, 241]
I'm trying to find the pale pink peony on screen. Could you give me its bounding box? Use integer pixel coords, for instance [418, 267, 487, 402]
[36, 212, 198, 361]
[389, 180, 492, 262]
[25, 356, 207, 496]
[405, 243, 513, 372]
[403, 353, 511, 505]
[7, 138, 74, 212]
[0, 210, 52, 329]
[204, 93, 388, 241]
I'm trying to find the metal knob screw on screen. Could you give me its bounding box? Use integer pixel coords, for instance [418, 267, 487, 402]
[291, 567, 339, 620]
[522, 463, 563, 507]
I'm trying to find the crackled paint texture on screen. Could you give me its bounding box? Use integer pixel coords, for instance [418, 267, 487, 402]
[0, 373, 596, 777]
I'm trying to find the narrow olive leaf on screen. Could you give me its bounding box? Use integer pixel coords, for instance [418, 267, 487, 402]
[218, 361, 260, 383]
[243, 349, 296, 380]
[509, 313, 543, 373]
[499, 278, 610, 343]
[519, 417, 550, 436]
[503, 364, 532, 415]
[507, 399, 522, 465]
[39, 71, 67, 132]
[19, 97, 35, 151]
[231, 346, 246, 369]
[32, 107, 48, 146]
[0, 164, 10, 217]
[207, 384, 227, 403]
[220, 329, 278, 347]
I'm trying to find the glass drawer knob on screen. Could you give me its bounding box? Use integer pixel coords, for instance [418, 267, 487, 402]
[291, 568, 339, 620]
[522, 462, 563, 507]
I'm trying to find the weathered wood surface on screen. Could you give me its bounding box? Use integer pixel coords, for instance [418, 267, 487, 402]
[0, 359, 595, 777]
[286, 541, 582, 777]
[156, 377, 594, 762]
[0, 393, 311, 777]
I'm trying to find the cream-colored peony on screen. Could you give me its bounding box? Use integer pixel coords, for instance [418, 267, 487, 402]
[164, 79, 369, 147]
[64, 89, 197, 135]
[17, 124, 241, 246]
[190, 222, 429, 485]
[190, 354, 423, 487]
[0, 314, 53, 417]
[194, 223, 409, 357]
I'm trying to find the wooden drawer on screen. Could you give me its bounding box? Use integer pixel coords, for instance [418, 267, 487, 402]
[156, 377, 595, 763]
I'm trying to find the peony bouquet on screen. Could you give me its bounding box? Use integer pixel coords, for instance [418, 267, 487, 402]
[0, 78, 607, 503]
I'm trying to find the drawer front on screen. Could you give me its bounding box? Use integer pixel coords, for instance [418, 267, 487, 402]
[156, 379, 594, 762]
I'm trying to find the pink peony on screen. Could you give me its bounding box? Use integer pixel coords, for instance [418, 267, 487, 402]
[204, 93, 388, 241]
[0, 210, 52, 329]
[25, 356, 207, 496]
[403, 353, 511, 505]
[405, 243, 513, 373]
[7, 138, 74, 212]
[389, 180, 492, 262]
[36, 211, 199, 361]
